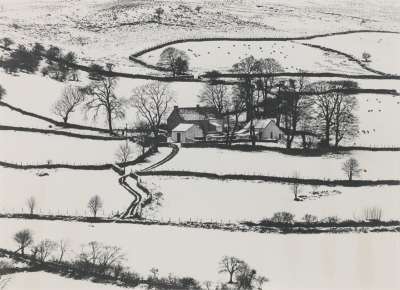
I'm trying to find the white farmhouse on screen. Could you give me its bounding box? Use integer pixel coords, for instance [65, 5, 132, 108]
[171, 123, 203, 143]
[237, 119, 284, 141]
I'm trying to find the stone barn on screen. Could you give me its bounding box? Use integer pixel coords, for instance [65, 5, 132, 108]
[241, 119, 284, 141]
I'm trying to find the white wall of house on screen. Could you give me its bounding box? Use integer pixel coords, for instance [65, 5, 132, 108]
[172, 124, 203, 143]
[258, 122, 284, 140]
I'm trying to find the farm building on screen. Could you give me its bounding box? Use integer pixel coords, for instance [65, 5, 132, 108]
[171, 123, 203, 143]
[167, 105, 223, 133]
[236, 119, 284, 141]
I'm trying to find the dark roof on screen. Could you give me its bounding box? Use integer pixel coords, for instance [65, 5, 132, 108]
[176, 106, 219, 121]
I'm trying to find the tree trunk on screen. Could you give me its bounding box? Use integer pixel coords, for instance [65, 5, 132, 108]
[228, 272, 234, 284]
[107, 109, 113, 133]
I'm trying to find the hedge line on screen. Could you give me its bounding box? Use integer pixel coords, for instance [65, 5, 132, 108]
[0, 125, 125, 141]
[138, 170, 400, 187]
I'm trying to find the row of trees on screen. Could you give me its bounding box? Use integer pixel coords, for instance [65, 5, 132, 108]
[22, 194, 103, 218]
[13, 228, 267, 290]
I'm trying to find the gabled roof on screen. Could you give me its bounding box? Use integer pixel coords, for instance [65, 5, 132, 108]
[176, 106, 219, 121]
[243, 118, 276, 129]
[172, 123, 195, 132]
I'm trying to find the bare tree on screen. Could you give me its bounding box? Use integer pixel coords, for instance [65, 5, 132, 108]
[14, 229, 33, 255]
[157, 47, 189, 76]
[342, 157, 361, 181]
[26, 196, 36, 215]
[87, 195, 103, 218]
[280, 76, 312, 148]
[219, 256, 245, 284]
[149, 267, 159, 279]
[362, 52, 371, 63]
[225, 91, 246, 146]
[57, 239, 68, 263]
[52, 85, 85, 123]
[198, 83, 229, 115]
[332, 93, 359, 148]
[115, 139, 134, 173]
[83, 73, 125, 133]
[254, 58, 283, 117]
[130, 81, 175, 151]
[32, 239, 57, 262]
[291, 171, 301, 201]
[232, 56, 259, 147]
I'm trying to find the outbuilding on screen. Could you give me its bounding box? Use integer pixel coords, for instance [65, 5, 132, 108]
[171, 123, 202, 143]
[241, 119, 284, 141]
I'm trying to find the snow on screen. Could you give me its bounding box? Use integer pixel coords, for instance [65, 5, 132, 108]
[142, 176, 400, 222]
[304, 32, 400, 75]
[0, 219, 399, 290]
[352, 93, 400, 147]
[138, 40, 372, 75]
[0, 167, 131, 217]
[0, 131, 140, 165]
[157, 147, 400, 180]
[0, 0, 399, 74]
[0, 106, 53, 129]
[4, 271, 130, 290]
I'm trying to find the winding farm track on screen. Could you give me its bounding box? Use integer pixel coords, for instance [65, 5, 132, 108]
[116, 143, 180, 218]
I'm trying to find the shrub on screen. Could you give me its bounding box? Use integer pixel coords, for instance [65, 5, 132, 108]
[323, 216, 339, 224]
[302, 214, 318, 224]
[271, 212, 295, 224]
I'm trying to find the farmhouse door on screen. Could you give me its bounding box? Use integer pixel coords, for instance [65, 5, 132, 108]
[177, 132, 181, 143]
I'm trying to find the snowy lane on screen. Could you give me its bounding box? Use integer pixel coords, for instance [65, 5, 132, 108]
[0, 219, 399, 290]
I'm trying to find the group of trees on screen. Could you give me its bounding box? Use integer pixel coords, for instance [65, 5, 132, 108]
[12, 228, 267, 290]
[157, 47, 190, 76]
[218, 256, 268, 290]
[198, 55, 359, 149]
[0, 40, 78, 81]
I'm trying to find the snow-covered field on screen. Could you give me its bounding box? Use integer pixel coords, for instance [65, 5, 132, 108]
[303, 32, 400, 75]
[0, 131, 138, 164]
[142, 176, 400, 222]
[0, 0, 399, 74]
[157, 147, 400, 180]
[4, 271, 130, 290]
[354, 93, 400, 146]
[0, 167, 131, 217]
[0, 219, 399, 290]
[138, 40, 372, 74]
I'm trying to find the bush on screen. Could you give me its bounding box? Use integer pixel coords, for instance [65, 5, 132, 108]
[323, 216, 339, 224]
[302, 214, 318, 224]
[270, 212, 295, 224]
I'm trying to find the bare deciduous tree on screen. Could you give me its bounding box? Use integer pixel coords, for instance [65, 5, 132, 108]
[14, 229, 33, 255]
[57, 239, 68, 263]
[130, 81, 175, 150]
[87, 195, 103, 218]
[115, 140, 134, 173]
[280, 75, 312, 148]
[26, 196, 36, 215]
[52, 85, 85, 123]
[291, 171, 301, 201]
[362, 52, 371, 63]
[198, 83, 229, 115]
[219, 256, 245, 284]
[83, 74, 125, 133]
[342, 157, 361, 181]
[32, 239, 57, 262]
